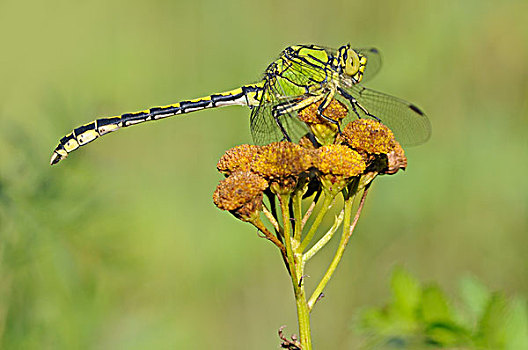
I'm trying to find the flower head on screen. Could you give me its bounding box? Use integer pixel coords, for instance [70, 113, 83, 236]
[313, 145, 365, 178]
[251, 142, 313, 179]
[342, 119, 396, 155]
[312, 144, 366, 194]
[251, 142, 314, 193]
[384, 141, 407, 175]
[217, 144, 260, 175]
[213, 171, 268, 221]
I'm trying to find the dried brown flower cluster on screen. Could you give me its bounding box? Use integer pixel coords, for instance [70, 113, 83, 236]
[212, 171, 267, 221]
[213, 108, 406, 220]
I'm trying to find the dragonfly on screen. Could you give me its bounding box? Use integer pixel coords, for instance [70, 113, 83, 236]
[50, 44, 431, 165]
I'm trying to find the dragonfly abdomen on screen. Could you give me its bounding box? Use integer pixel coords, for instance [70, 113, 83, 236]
[50, 84, 264, 165]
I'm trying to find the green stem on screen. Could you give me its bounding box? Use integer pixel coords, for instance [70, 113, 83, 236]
[302, 209, 344, 266]
[279, 193, 297, 283]
[279, 193, 312, 350]
[292, 191, 304, 242]
[262, 205, 281, 233]
[307, 187, 370, 310]
[301, 198, 317, 230]
[294, 286, 312, 350]
[299, 192, 334, 252]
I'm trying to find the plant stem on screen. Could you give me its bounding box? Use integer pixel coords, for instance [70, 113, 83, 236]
[292, 191, 304, 242]
[279, 192, 312, 350]
[302, 209, 344, 265]
[299, 192, 334, 252]
[294, 286, 312, 350]
[307, 186, 370, 310]
[279, 193, 297, 284]
[262, 205, 281, 233]
[301, 199, 317, 230]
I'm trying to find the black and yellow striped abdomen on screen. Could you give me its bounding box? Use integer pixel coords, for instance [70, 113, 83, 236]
[50, 84, 264, 165]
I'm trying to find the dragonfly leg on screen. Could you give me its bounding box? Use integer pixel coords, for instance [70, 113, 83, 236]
[337, 86, 382, 122]
[272, 95, 325, 141]
[271, 108, 293, 142]
[316, 90, 342, 133]
[274, 95, 324, 115]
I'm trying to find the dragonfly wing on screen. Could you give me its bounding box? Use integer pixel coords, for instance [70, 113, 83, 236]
[250, 98, 283, 145]
[250, 85, 310, 145]
[339, 84, 431, 146]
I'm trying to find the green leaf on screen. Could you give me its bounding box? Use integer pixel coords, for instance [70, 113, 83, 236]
[391, 267, 421, 317]
[355, 271, 527, 350]
[420, 285, 452, 324]
[475, 294, 528, 350]
[502, 298, 528, 350]
[425, 321, 472, 346]
[359, 308, 393, 333]
[476, 293, 509, 348]
[459, 276, 491, 323]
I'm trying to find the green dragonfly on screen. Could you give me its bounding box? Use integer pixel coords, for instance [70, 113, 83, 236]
[50, 44, 431, 165]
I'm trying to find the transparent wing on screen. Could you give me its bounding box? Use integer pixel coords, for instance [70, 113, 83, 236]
[250, 83, 310, 145]
[250, 101, 311, 145]
[249, 93, 284, 145]
[339, 84, 431, 146]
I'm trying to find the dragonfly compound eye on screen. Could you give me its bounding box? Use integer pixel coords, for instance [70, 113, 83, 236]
[345, 49, 366, 83]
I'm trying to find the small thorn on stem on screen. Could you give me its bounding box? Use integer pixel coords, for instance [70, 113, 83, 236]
[298, 274, 310, 288]
[315, 292, 325, 306]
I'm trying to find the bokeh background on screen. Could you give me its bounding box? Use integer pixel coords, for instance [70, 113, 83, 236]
[1, 0, 527, 348]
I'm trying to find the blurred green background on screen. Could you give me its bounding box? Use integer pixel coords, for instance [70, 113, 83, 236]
[1, 0, 527, 348]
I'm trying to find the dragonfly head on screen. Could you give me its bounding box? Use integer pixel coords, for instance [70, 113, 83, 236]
[341, 46, 367, 83]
